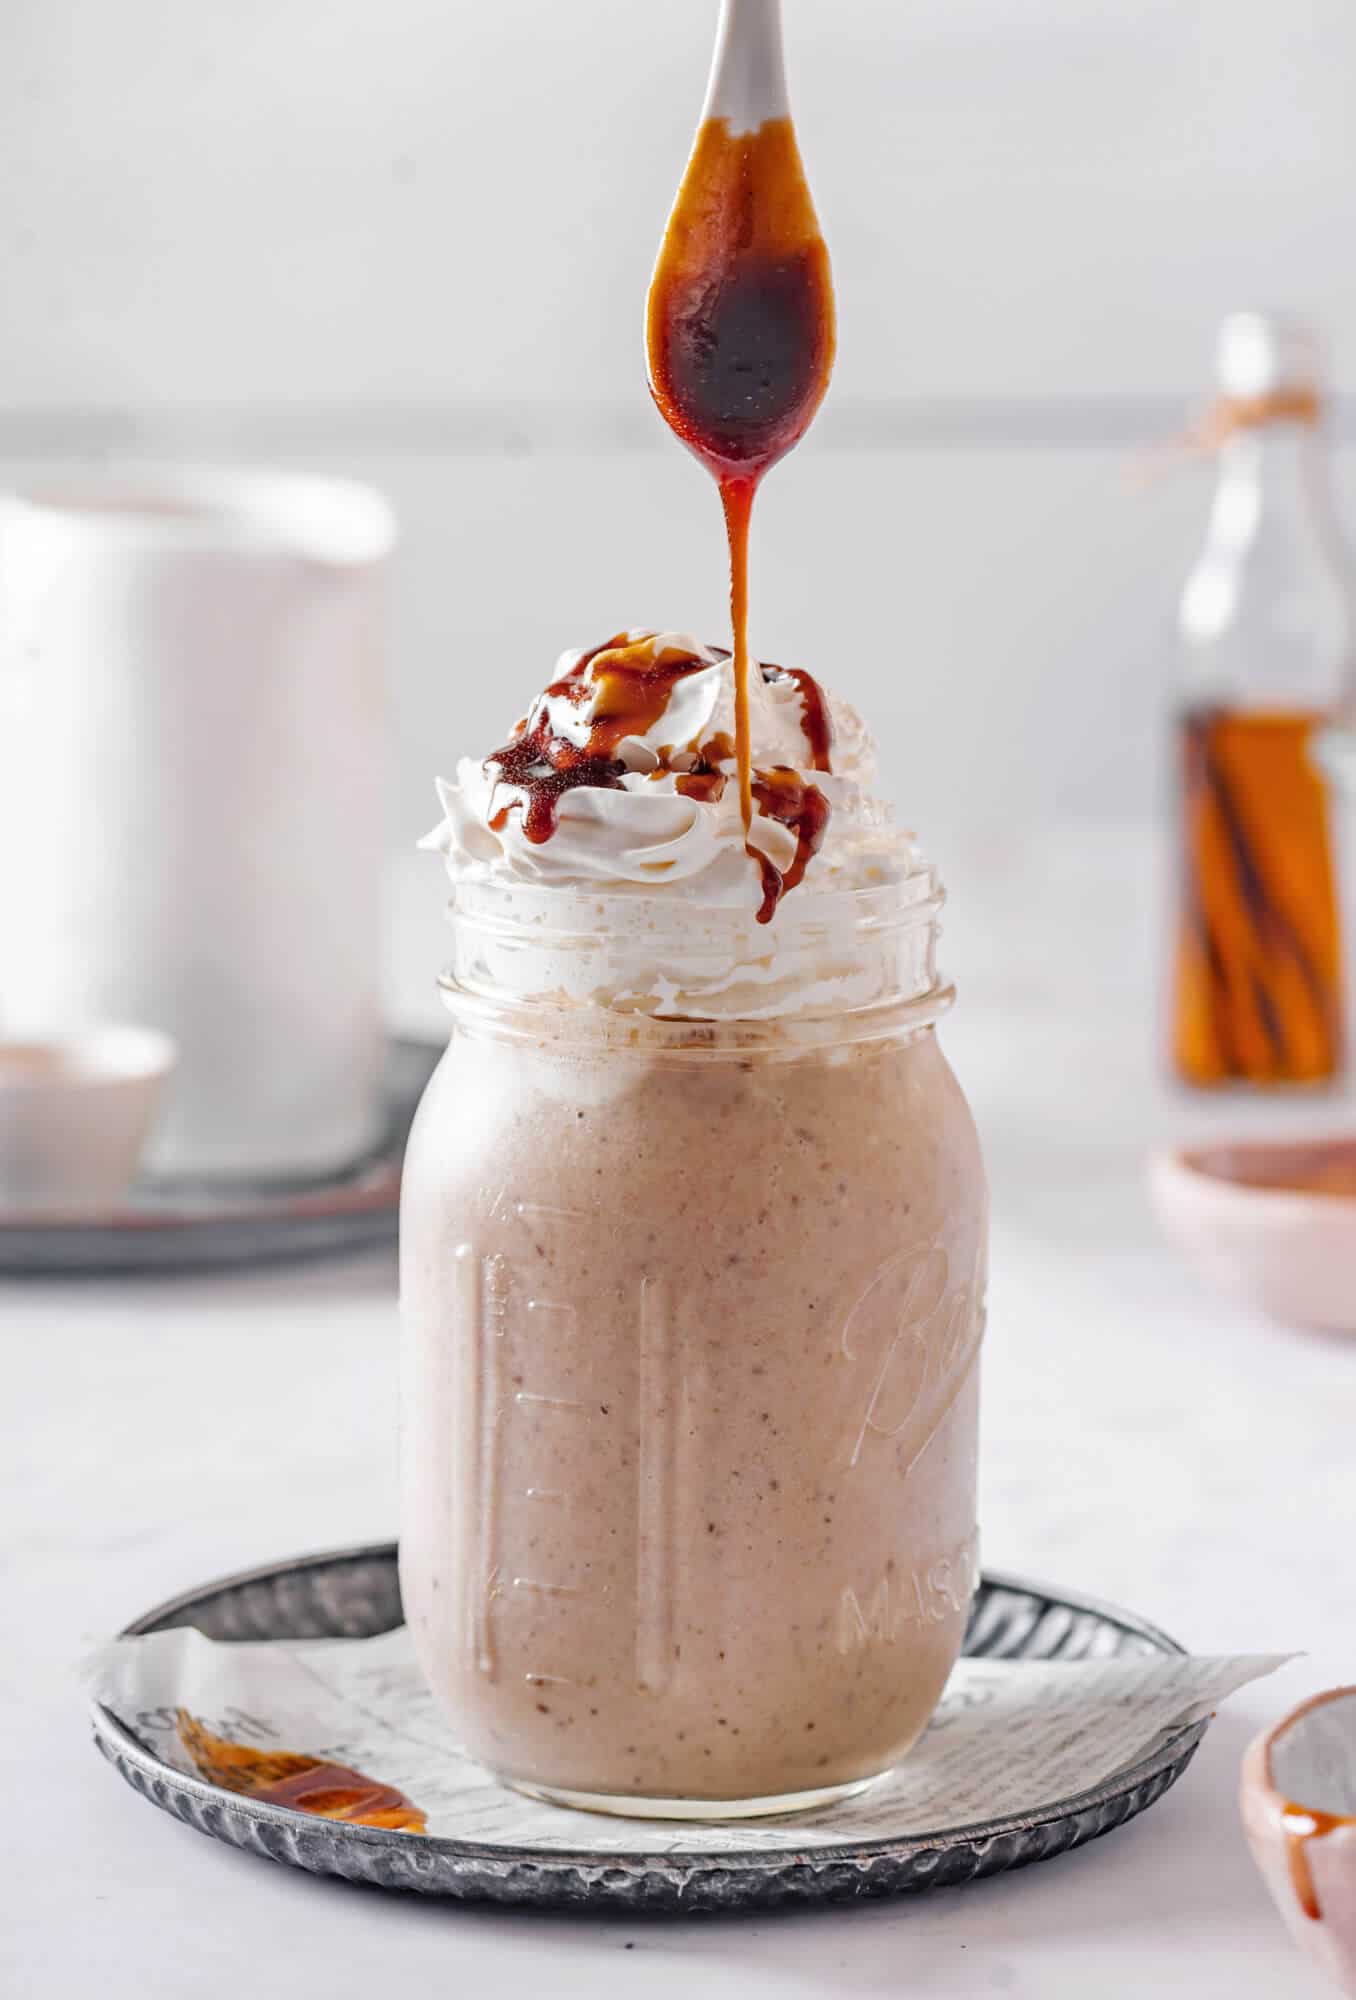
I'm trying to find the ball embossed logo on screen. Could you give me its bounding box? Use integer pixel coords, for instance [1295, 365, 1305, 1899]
[841, 1236, 987, 1472]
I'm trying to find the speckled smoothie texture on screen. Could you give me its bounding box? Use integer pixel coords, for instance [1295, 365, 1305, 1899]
[400, 1016, 986, 1807]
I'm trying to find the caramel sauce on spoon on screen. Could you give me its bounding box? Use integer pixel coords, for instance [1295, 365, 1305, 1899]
[480, 11, 838, 921]
[647, 16, 835, 920]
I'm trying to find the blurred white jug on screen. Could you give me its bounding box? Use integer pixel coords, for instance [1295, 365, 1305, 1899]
[0, 467, 396, 1179]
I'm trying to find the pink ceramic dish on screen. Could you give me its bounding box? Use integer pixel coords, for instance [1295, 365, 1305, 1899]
[1242, 1687, 1356, 1995]
[1149, 1139, 1356, 1334]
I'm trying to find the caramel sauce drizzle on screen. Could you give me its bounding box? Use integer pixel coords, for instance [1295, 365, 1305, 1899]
[484, 636, 834, 918]
[1280, 1804, 1348, 1922]
[750, 764, 831, 924]
[692, 651, 834, 779]
[486, 633, 716, 845]
[177, 1710, 426, 1833]
[771, 662, 833, 772]
[647, 113, 834, 886]
[673, 765, 728, 805]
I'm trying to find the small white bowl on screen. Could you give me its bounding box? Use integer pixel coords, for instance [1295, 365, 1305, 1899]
[1148, 1139, 1356, 1333]
[0, 1027, 178, 1215]
[1242, 1687, 1356, 1994]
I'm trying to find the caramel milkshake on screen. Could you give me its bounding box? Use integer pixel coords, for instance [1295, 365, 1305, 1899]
[400, 632, 987, 1814]
[404, 0, 983, 1819]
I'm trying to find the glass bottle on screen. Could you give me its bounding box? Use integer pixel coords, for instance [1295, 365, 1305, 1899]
[1170, 313, 1356, 1087]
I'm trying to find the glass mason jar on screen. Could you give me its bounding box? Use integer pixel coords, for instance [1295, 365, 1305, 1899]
[399, 869, 987, 1817]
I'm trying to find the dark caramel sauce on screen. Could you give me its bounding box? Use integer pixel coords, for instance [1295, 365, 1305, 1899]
[647, 114, 834, 883]
[750, 765, 831, 924]
[693, 662, 831, 776]
[487, 740, 623, 845]
[484, 638, 834, 908]
[486, 633, 715, 845]
[674, 766, 728, 804]
[176, 1711, 426, 1834]
[781, 665, 833, 772]
[581, 633, 715, 750]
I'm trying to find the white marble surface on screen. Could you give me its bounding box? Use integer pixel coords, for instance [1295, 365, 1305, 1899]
[3, 836, 1352, 1999]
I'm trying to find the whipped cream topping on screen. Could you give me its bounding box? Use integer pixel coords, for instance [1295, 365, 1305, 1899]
[425, 631, 915, 917]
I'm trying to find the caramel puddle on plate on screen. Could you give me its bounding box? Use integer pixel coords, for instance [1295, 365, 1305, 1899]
[176, 1709, 427, 1833]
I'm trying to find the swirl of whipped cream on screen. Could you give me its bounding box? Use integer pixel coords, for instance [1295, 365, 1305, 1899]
[424, 630, 915, 915]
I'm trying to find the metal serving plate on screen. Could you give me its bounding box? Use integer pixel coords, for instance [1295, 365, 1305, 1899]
[91, 1542, 1206, 1911]
[0, 1039, 440, 1275]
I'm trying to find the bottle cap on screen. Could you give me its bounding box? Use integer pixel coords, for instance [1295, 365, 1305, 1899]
[1216, 313, 1323, 400]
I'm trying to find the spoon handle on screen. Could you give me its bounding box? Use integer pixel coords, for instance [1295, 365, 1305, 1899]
[702, 0, 790, 133]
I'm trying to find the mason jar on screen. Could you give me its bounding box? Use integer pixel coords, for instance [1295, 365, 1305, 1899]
[399, 869, 987, 1817]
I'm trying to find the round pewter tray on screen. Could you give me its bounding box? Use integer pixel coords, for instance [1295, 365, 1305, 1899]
[91, 1542, 1206, 1911]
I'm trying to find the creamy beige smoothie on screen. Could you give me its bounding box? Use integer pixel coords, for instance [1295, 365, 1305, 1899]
[400, 632, 987, 1813]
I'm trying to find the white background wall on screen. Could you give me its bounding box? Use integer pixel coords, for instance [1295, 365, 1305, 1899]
[7, 0, 1356, 408]
[4, 0, 1356, 899]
